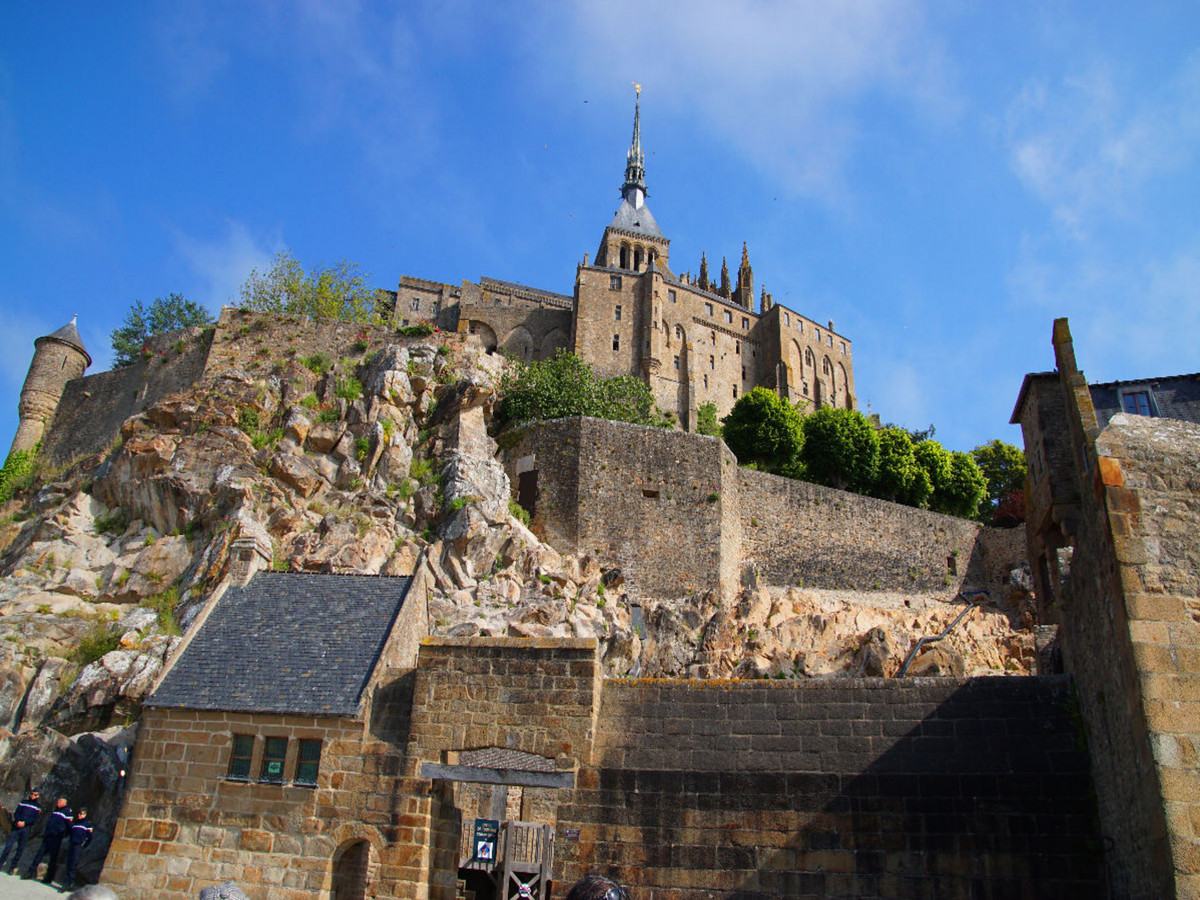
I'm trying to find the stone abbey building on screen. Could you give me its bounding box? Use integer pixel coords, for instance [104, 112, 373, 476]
[384, 93, 857, 431]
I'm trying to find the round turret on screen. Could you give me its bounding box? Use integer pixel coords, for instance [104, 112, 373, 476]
[9, 316, 91, 456]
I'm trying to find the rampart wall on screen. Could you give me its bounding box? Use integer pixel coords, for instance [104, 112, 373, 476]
[508, 418, 1023, 600]
[41, 328, 213, 464]
[557, 675, 1103, 899]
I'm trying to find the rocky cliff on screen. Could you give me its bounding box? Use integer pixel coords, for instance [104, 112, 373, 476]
[0, 314, 1036, 880]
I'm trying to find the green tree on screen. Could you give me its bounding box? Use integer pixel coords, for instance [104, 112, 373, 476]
[720, 387, 804, 474]
[238, 250, 380, 323]
[498, 350, 663, 426]
[913, 439, 952, 508]
[111, 293, 213, 367]
[801, 407, 880, 492]
[873, 427, 930, 506]
[936, 451, 989, 519]
[970, 439, 1026, 522]
[696, 401, 722, 438]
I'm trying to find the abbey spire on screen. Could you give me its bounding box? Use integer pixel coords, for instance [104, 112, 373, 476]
[621, 83, 647, 208]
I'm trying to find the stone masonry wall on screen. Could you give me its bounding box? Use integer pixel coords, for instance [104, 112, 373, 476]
[556, 676, 1103, 900]
[738, 468, 989, 594]
[1060, 413, 1200, 898]
[507, 418, 737, 599]
[41, 328, 213, 464]
[406, 637, 601, 900]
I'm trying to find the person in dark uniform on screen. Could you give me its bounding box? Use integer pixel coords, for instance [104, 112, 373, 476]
[0, 789, 41, 873]
[24, 796, 70, 884]
[63, 807, 93, 891]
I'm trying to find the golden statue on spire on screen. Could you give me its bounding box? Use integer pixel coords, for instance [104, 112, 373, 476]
[633, 82, 642, 96]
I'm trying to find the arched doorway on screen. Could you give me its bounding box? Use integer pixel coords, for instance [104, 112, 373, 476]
[332, 839, 371, 900]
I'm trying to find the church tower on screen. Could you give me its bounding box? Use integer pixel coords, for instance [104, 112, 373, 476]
[9, 316, 91, 457]
[594, 86, 671, 274]
[734, 243, 754, 309]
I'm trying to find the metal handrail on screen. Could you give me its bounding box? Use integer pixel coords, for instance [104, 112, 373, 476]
[895, 590, 990, 677]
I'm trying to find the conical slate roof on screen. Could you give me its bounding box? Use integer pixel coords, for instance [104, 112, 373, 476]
[609, 197, 664, 238]
[37, 316, 91, 365]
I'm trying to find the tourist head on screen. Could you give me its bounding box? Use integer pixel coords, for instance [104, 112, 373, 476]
[67, 886, 119, 900]
[77, 807, 89, 819]
[565, 873, 629, 900]
[56, 797, 68, 809]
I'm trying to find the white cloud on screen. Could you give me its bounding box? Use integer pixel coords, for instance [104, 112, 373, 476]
[532, 0, 955, 202]
[171, 221, 284, 310]
[1005, 53, 1200, 236]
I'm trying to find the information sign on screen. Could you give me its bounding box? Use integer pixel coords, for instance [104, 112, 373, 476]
[472, 818, 499, 862]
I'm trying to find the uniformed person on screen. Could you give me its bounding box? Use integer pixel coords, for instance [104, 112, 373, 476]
[64, 807, 93, 890]
[24, 796, 70, 884]
[0, 789, 41, 873]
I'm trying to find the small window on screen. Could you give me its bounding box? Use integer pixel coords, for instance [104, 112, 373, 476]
[615, 305, 622, 321]
[703, 375, 709, 389]
[261, 737, 287, 783]
[675, 325, 683, 340]
[741, 367, 746, 380]
[816, 329, 821, 343]
[724, 310, 732, 324]
[228, 735, 254, 781]
[828, 334, 833, 347]
[797, 320, 803, 333]
[612, 334, 620, 352]
[736, 341, 741, 355]
[709, 355, 715, 370]
[710, 331, 716, 346]
[784, 313, 790, 325]
[705, 303, 713, 316]
[411, 297, 420, 311]
[1122, 391, 1153, 416]
[673, 355, 679, 370]
[840, 341, 847, 355]
[295, 739, 321, 786]
[668, 289, 677, 303]
[610, 275, 622, 290]
[733, 386, 738, 399]
[742, 317, 749, 330]
[642, 488, 660, 499]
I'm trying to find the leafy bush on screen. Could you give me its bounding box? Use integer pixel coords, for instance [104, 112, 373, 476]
[237, 407, 261, 436]
[721, 388, 804, 475]
[509, 499, 531, 527]
[970, 439, 1026, 523]
[70, 623, 122, 667]
[0, 446, 39, 504]
[317, 405, 340, 423]
[335, 376, 363, 402]
[238, 250, 382, 323]
[147, 585, 182, 635]
[300, 352, 332, 375]
[111, 293, 213, 367]
[355, 436, 371, 462]
[498, 350, 665, 427]
[396, 324, 434, 337]
[801, 407, 880, 493]
[696, 401, 722, 437]
[299, 393, 320, 409]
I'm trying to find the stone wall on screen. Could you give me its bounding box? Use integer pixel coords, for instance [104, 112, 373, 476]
[557, 675, 1103, 899]
[508, 417, 1019, 600]
[738, 467, 992, 594]
[405, 637, 601, 900]
[41, 328, 213, 464]
[506, 418, 738, 599]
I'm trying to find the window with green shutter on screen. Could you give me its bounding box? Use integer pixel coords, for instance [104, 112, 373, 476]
[295, 739, 321, 786]
[260, 736, 287, 783]
[228, 735, 254, 781]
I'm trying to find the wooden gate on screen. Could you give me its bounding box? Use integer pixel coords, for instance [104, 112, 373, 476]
[459, 820, 554, 900]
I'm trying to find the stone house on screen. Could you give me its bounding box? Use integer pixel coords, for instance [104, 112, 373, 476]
[101, 570, 430, 899]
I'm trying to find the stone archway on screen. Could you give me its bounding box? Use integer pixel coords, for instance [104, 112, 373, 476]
[332, 839, 372, 900]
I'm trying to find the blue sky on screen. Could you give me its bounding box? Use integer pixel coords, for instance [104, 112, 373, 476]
[2, 2, 1198, 457]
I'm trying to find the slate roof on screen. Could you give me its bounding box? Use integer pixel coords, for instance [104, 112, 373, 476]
[609, 198, 664, 238]
[459, 747, 556, 772]
[38, 317, 91, 365]
[148, 572, 413, 716]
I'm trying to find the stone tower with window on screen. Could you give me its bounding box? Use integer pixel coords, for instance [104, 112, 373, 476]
[9, 316, 91, 457]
